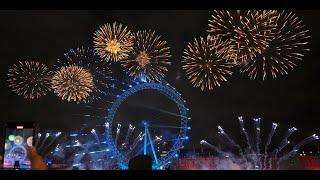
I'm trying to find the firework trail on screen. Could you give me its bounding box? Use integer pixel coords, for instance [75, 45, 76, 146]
[264, 122, 277, 169]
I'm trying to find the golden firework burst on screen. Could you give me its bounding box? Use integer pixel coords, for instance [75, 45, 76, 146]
[52, 65, 94, 103]
[240, 11, 310, 80]
[121, 30, 171, 81]
[7, 61, 53, 100]
[93, 22, 133, 62]
[56, 47, 114, 102]
[208, 10, 278, 65]
[182, 36, 235, 91]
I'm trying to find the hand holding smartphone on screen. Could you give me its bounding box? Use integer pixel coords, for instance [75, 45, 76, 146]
[2, 122, 35, 170]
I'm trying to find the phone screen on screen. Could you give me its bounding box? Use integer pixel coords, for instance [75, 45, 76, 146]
[3, 124, 34, 169]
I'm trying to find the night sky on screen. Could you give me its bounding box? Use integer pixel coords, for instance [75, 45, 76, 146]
[0, 10, 319, 149]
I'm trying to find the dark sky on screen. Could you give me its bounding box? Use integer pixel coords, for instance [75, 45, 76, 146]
[0, 10, 319, 148]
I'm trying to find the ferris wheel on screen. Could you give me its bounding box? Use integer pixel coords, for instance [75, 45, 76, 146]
[105, 81, 191, 169]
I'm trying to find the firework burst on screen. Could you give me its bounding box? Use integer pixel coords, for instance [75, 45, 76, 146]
[93, 22, 133, 62]
[52, 65, 94, 103]
[182, 36, 234, 91]
[240, 11, 311, 80]
[208, 10, 278, 65]
[7, 61, 53, 100]
[53, 47, 113, 102]
[121, 30, 171, 81]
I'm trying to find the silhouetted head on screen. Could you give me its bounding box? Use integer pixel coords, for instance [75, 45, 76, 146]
[128, 155, 153, 170]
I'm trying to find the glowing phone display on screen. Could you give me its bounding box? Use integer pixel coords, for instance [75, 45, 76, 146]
[3, 124, 34, 169]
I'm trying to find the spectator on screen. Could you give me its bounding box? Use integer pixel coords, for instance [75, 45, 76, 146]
[128, 155, 152, 170]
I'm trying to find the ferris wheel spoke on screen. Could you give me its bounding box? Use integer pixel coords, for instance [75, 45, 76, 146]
[128, 102, 188, 119]
[149, 124, 191, 129]
[135, 121, 160, 164]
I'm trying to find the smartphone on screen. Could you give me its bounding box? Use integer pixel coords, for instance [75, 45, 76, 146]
[2, 122, 36, 170]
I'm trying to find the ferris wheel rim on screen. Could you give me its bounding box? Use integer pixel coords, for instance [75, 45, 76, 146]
[105, 81, 190, 168]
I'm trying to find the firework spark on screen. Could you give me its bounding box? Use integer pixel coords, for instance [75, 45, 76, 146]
[201, 116, 319, 170]
[7, 61, 53, 99]
[122, 30, 171, 81]
[55, 47, 113, 102]
[182, 36, 234, 91]
[52, 65, 94, 103]
[93, 22, 133, 62]
[208, 10, 278, 65]
[240, 11, 311, 80]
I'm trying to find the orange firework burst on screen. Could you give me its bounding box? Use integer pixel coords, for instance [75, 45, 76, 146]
[208, 10, 278, 65]
[121, 30, 171, 81]
[240, 11, 311, 80]
[93, 22, 133, 62]
[7, 61, 53, 100]
[51, 65, 94, 103]
[182, 36, 235, 91]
